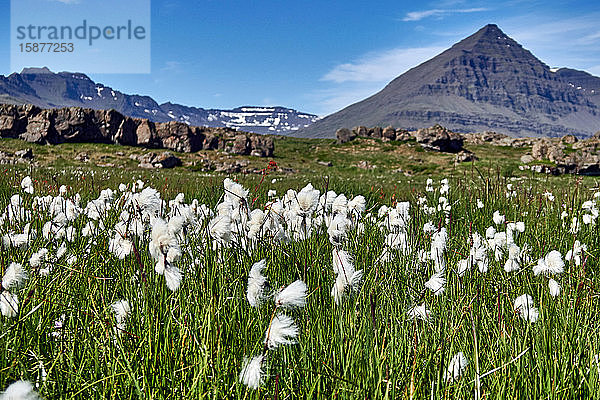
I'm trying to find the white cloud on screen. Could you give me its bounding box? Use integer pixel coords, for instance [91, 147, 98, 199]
[402, 8, 488, 22]
[51, 0, 81, 4]
[310, 83, 387, 117]
[314, 45, 447, 115]
[161, 61, 185, 73]
[322, 46, 445, 83]
[588, 66, 600, 76]
[500, 13, 600, 72]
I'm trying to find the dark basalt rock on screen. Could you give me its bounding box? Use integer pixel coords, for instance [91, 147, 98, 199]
[415, 124, 464, 152]
[0, 104, 275, 158]
[336, 128, 355, 144]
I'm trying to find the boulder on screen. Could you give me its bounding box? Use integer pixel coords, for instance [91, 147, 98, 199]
[455, 151, 477, 163]
[382, 126, 396, 141]
[153, 151, 182, 168]
[531, 139, 550, 160]
[15, 148, 33, 160]
[0, 151, 15, 165]
[354, 126, 368, 137]
[415, 124, 463, 152]
[214, 159, 250, 173]
[53, 107, 104, 143]
[135, 119, 154, 146]
[547, 145, 565, 163]
[137, 151, 181, 169]
[561, 134, 578, 145]
[336, 128, 356, 144]
[202, 133, 220, 150]
[232, 134, 250, 155]
[520, 154, 534, 164]
[249, 135, 274, 157]
[0, 105, 23, 137]
[22, 109, 53, 143]
[154, 121, 201, 153]
[531, 139, 565, 163]
[75, 152, 90, 162]
[371, 126, 382, 139]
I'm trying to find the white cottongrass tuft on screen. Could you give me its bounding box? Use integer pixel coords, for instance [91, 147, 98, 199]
[424, 271, 445, 295]
[444, 352, 469, 382]
[275, 280, 307, 309]
[238, 354, 265, 389]
[265, 313, 299, 349]
[514, 294, 539, 323]
[111, 299, 131, 334]
[0, 380, 40, 400]
[549, 279, 561, 297]
[493, 210, 505, 225]
[533, 250, 564, 276]
[2, 262, 28, 290]
[29, 248, 49, 269]
[504, 244, 521, 273]
[21, 176, 34, 195]
[0, 291, 19, 318]
[331, 249, 363, 304]
[430, 228, 447, 272]
[407, 304, 431, 321]
[246, 260, 267, 307]
[164, 265, 183, 291]
[565, 240, 586, 266]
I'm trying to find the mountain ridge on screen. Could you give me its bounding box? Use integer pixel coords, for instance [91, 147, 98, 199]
[0, 68, 319, 135]
[296, 24, 600, 138]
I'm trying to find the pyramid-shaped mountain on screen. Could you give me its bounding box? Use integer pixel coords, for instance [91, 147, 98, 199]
[298, 24, 600, 138]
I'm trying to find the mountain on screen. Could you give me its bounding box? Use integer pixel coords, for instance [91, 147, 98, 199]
[0, 67, 319, 135]
[555, 68, 600, 107]
[297, 24, 600, 138]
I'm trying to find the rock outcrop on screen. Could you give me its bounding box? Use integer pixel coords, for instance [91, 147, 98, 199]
[337, 123, 465, 153]
[336, 128, 356, 144]
[0, 104, 274, 157]
[414, 124, 463, 153]
[131, 152, 182, 169]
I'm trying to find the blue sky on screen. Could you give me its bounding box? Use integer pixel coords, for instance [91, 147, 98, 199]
[0, 0, 599, 116]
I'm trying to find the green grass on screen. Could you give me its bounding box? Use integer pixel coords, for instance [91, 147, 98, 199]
[0, 138, 599, 398]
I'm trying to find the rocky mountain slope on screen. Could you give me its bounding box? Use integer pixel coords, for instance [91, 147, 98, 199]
[0, 68, 318, 135]
[297, 24, 600, 138]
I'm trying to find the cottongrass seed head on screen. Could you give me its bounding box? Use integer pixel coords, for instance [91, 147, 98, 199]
[425, 271, 445, 295]
[407, 304, 431, 321]
[265, 313, 299, 349]
[2, 262, 28, 290]
[444, 352, 469, 382]
[514, 294, 539, 323]
[533, 250, 564, 276]
[331, 249, 363, 303]
[274, 280, 307, 309]
[246, 260, 267, 307]
[111, 299, 131, 334]
[549, 279, 561, 297]
[0, 291, 19, 318]
[239, 354, 265, 389]
[0, 380, 41, 400]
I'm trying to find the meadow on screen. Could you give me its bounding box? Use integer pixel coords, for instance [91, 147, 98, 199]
[0, 139, 599, 399]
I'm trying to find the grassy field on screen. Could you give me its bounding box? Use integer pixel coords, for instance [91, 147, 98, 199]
[0, 137, 599, 399]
